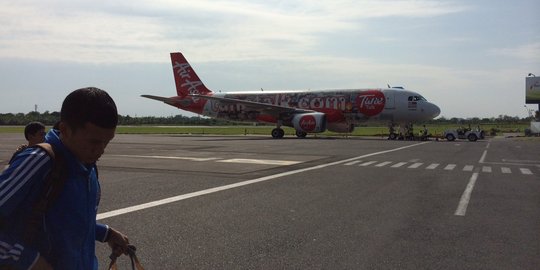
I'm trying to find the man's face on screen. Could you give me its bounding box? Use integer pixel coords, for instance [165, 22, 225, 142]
[60, 122, 115, 165]
[28, 128, 46, 146]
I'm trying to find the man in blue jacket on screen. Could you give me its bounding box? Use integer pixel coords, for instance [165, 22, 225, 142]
[1, 87, 129, 269]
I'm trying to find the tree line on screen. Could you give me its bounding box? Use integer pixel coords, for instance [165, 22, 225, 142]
[0, 111, 230, 126]
[0, 111, 535, 126]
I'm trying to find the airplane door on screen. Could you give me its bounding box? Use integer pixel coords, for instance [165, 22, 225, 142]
[384, 91, 395, 109]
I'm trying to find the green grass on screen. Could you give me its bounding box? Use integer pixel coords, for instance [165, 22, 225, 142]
[0, 123, 531, 137]
[0, 126, 26, 133]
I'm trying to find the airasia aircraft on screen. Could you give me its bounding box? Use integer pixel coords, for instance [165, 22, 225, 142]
[142, 52, 441, 138]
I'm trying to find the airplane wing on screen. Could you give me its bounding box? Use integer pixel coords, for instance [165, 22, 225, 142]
[141, 95, 192, 107]
[189, 94, 314, 117]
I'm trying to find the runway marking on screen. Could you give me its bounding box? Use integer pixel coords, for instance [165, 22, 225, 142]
[408, 162, 423, 169]
[342, 161, 535, 175]
[455, 172, 479, 216]
[110, 154, 221, 162]
[502, 159, 540, 164]
[344, 160, 362, 166]
[478, 161, 540, 166]
[217, 159, 301, 166]
[444, 164, 456, 170]
[426, 163, 439, 170]
[479, 150, 487, 163]
[97, 142, 430, 220]
[359, 161, 378, 166]
[375, 161, 392, 167]
[391, 162, 407, 168]
[109, 155, 300, 166]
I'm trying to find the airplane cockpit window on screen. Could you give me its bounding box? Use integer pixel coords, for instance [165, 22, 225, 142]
[409, 95, 427, 102]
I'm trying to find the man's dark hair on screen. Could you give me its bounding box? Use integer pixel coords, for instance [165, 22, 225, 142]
[61, 87, 118, 130]
[24, 122, 45, 140]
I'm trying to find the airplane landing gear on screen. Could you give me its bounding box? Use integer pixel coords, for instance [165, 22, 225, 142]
[271, 128, 285, 139]
[295, 130, 307, 138]
[388, 123, 398, 140]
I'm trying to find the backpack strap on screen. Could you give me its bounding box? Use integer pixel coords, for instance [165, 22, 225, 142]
[23, 143, 69, 245]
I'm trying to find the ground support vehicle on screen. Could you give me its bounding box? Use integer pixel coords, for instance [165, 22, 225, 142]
[443, 128, 484, 142]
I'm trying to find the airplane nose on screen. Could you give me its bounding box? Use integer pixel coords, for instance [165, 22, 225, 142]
[430, 103, 441, 118]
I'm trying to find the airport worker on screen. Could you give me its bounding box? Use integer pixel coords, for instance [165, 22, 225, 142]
[0, 87, 129, 270]
[8, 121, 46, 165]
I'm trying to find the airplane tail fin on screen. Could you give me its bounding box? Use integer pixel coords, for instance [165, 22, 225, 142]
[170, 52, 212, 98]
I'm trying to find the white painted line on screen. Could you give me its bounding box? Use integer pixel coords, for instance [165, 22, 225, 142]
[426, 163, 439, 170]
[110, 154, 221, 162]
[455, 173, 479, 216]
[479, 161, 540, 166]
[391, 162, 407, 168]
[444, 164, 456, 170]
[408, 162, 423, 169]
[463, 165, 474, 172]
[344, 160, 362, 166]
[359, 161, 378, 166]
[97, 142, 430, 220]
[501, 167, 511, 174]
[482, 166, 492, 173]
[479, 150, 487, 163]
[502, 159, 540, 164]
[520, 168, 533, 175]
[217, 158, 301, 166]
[375, 161, 392, 167]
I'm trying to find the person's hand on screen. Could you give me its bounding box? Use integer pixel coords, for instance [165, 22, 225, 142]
[30, 255, 53, 270]
[106, 227, 130, 257]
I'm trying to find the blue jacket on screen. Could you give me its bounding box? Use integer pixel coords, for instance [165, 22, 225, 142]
[0, 129, 109, 269]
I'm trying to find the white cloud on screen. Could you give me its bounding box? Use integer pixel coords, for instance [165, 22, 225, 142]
[0, 0, 470, 63]
[489, 42, 540, 63]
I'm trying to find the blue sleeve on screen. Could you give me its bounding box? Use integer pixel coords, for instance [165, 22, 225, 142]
[0, 237, 40, 270]
[96, 223, 110, 242]
[0, 147, 52, 269]
[0, 147, 52, 217]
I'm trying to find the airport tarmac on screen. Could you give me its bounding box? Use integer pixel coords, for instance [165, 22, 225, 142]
[1, 134, 539, 269]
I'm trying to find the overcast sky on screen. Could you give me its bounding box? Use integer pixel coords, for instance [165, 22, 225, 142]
[1, 0, 539, 119]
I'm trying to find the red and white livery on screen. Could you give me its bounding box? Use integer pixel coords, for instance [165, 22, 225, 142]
[142, 52, 441, 138]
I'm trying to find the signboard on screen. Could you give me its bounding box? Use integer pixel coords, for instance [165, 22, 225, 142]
[526, 76, 540, 104]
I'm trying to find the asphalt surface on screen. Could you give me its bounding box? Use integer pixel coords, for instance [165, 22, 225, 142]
[1, 134, 539, 269]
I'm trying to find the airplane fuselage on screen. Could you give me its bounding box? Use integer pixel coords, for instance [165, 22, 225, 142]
[176, 88, 440, 132]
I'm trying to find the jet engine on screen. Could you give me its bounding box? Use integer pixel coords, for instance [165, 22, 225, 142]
[292, 112, 327, 133]
[327, 122, 355, 133]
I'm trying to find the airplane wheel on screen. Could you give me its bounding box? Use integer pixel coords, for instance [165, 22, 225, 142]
[295, 130, 307, 138]
[271, 128, 285, 139]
